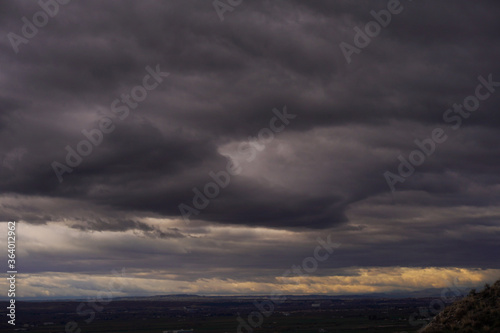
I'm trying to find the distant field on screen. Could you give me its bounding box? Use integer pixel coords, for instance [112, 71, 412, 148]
[0, 297, 432, 332]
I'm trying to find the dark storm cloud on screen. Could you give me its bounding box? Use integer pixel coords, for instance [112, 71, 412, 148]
[69, 218, 185, 239]
[1, 0, 500, 234]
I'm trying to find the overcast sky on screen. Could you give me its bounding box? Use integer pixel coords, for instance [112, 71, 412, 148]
[1, 0, 500, 298]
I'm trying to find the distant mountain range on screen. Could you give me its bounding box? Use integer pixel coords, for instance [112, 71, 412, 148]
[0, 287, 477, 302]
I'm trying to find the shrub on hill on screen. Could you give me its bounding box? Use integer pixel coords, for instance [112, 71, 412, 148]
[420, 279, 500, 332]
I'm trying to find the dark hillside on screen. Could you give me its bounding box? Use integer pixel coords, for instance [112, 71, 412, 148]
[420, 279, 500, 333]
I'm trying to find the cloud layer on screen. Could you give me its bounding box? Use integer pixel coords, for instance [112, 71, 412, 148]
[1, 0, 499, 296]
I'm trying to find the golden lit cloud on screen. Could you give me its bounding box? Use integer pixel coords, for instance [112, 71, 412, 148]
[2, 267, 498, 298]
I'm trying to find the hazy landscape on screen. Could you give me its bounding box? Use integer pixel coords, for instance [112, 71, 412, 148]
[0, 294, 453, 332]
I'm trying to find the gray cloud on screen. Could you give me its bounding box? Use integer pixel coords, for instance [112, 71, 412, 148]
[0, 0, 499, 289]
